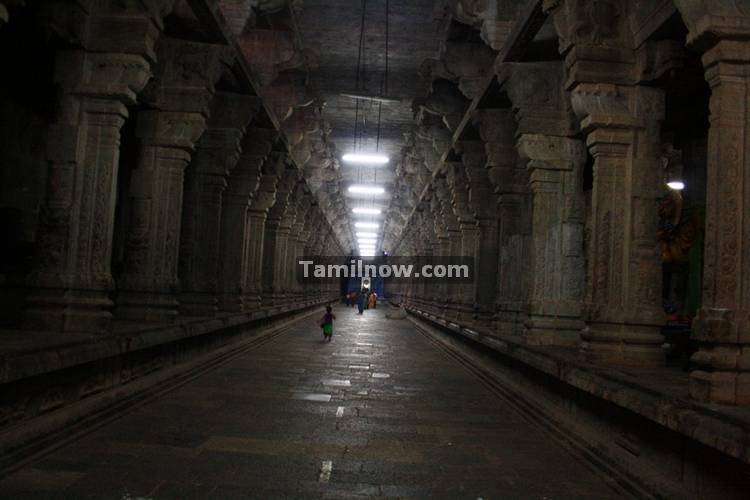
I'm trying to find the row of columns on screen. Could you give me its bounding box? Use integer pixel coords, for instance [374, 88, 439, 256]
[20, 2, 341, 334]
[396, 0, 750, 405]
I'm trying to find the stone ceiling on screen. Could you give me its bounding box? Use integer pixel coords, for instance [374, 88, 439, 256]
[218, 0, 519, 253]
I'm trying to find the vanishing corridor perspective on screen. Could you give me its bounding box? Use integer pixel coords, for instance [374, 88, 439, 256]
[0, 0, 750, 498]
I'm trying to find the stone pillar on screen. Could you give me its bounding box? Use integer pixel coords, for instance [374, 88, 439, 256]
[116, 39, 230, 322]
[243, 150, 282, 310]
[435, 177, 462, 317]
[276, 181, 303, 307]
[446, 161, 478, 324]
[429, 192, 449, 312]
[472, 108, 529, 338]
[571, 86, 666, 364]
[459, 139, 499, 329]
[544, 0, 667, 364]
[215, 124, 273, 314]
[672, 1, 750, 404]
[498, 62, 586, 346]
[24, 7, 160, 333]
[179, 93, 260, 316]
[262, 166, 296, 308]
[290, 194, 312, 304]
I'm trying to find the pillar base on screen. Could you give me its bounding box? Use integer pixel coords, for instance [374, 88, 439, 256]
[179, 292, 218, 317]
[24, 288, 113, 334]
[115, 292, 179, 323]
[523, 315, 584, 347]
[580, 322, 664, 367]
[689, 307, 750, 405]
[218, 294, 244, 313]
[690, 370, 750, 406]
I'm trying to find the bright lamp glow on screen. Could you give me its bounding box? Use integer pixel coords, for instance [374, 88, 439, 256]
[358, 239, 377, 244]
[667, 181, 685, 191]
[352, 208, 382, 215]
[356, 232, 378, 238]
[342, 153, 389, 165]
[355, 222, 379, 229]
[349, 185, 386, 195]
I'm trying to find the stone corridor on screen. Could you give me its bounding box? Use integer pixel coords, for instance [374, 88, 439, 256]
[0, 307, 623, 499]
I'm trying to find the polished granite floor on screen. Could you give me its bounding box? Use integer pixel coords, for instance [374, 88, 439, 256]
[0, 305, 625, 499]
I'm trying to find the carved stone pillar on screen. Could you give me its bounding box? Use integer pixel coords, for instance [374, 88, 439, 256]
[216, 124, 272, 314]
[498, 61, 585, 346]
[459, 139, 499, 328]
[672, 2, 750, 404]
[179, 93, 260, 316]
[544, 0, 667, 364]
[473, 108, 529, 338]
[572, 85, 666, 364]
[518, 136, 586, 345]
[24, 7, 161, 333]
[446, 161, 478, 324]
[116, 39, 230, 322]
[262, 166, 296, 308]
[435, 177, 462, 317]
[243, 147, 282, 310]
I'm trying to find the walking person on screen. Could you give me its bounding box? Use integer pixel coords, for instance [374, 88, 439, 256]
[320, 305, 336, 342]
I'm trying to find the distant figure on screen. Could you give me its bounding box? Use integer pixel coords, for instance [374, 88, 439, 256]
[320, 305, 336, 342]
[369, 291, 377, 309]
[344, 293, 351, 307]
[357, 289, 366, 314]
[350, 291, 357, 307]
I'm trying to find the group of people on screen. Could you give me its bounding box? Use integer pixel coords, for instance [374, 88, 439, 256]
[345, 289, 377, 314]
[319, 290, 379, 342]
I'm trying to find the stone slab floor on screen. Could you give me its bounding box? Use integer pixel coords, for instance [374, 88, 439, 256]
[0, 306, 625, 499]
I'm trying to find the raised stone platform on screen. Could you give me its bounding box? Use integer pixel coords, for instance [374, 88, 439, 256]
[0, 298, 337, 468]
[405, 305, 750, 498]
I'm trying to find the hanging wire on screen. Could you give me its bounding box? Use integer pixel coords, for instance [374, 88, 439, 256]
[353, 0, 368, 152]
[375, 0, 389, 153]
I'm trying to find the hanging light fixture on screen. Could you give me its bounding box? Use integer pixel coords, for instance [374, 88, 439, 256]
[355, 222, 379, 229]
[349, 185, 385, 195]
[356, 232, 378, 238]
[352, 207, 382, 215]
[342, 153, 389, 164]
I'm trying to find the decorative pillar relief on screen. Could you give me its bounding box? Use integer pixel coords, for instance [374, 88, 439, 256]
[116, 38, 232, 322]
[545, 0, 667, 364]
[178, 93, 261, 316]
[673, 0, 750, 404]
[25, 4, 165, 333]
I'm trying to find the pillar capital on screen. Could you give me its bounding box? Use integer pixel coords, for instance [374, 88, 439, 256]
[673, 0, 750, 50]
[517, 135, 584, 171]
[571, 83, 664, 137]
[498, 61, 579, 137]
[142, 37, 234, 114]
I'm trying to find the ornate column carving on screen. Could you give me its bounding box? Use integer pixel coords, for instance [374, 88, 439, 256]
[446, 161, 478, 323]
[24, 5, 163, 333]
[178, 93, 260, 316]
[215, 122, 272, 314]
[473, 108, 529, 338]
[673, 1, 750, 404]
[283, 189, 309, 306]
[544, 0, 667, 364]
[499, 61, 586, 346]
[570, 85, 666, 364]
[116, 38, 231, 322]
[243, 143, 282, 310]
[262, 164, 297, 308]
[458, 138, 499, 328]
[435, 176, 462, 316]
